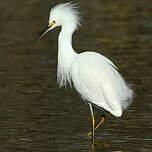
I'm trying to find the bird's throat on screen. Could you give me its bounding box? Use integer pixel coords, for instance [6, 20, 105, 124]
[57, 27, 77, 88]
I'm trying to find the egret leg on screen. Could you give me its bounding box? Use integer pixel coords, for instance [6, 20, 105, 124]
[88, 114, 105, 137]
[88, 103, 95, 149]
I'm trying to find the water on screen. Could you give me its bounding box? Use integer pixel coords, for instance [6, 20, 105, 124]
[0, 0, 152, 151]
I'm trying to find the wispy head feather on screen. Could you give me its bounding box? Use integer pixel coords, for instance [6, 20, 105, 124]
[49, 2, 81, 30]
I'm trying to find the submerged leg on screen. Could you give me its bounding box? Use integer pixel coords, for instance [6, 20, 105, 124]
[88, 103, 95, 149]
[88, 114, 105, 137]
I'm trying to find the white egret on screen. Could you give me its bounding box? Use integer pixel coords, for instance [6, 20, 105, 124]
[36, 2, 133, 147]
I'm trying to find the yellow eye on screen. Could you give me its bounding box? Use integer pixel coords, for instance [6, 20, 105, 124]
[48, 21, 56, 27]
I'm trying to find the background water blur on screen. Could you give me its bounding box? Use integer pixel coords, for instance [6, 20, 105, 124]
[0, 0, 152, 151]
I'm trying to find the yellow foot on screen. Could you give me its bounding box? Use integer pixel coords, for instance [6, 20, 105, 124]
[91, 137, 97, 150]
[88, 117, 105, 137]
[88, 131, 92, 137]
[91, 143, 95, 151]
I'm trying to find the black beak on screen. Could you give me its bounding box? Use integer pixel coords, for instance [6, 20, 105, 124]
[35, 25, 51, 40]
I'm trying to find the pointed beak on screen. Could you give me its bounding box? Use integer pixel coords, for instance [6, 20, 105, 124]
[35, 21, 56, 40]
[35, 25, 52, 40]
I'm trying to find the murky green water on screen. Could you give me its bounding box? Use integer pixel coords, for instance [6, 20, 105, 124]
[0, 0, 152, 151]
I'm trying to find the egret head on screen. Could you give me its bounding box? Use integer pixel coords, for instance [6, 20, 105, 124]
[36, 2, 81, 39]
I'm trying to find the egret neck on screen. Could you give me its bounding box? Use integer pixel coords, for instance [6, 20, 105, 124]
[57, 25, 77, 88]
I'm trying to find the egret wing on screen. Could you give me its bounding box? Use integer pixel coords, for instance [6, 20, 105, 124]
[71, 52, 132, 117]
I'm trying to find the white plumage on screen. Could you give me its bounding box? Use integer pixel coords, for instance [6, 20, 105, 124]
[37, 2, 133, 136]
[71, 52, 133, 117]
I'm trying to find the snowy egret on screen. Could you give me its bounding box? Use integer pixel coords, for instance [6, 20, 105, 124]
[36, 2, 133, 147]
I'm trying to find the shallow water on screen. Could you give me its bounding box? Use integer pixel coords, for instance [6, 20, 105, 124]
[0, 0, 152, 151]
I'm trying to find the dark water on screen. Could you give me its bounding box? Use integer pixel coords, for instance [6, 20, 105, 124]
[0, 0, 152, 151]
